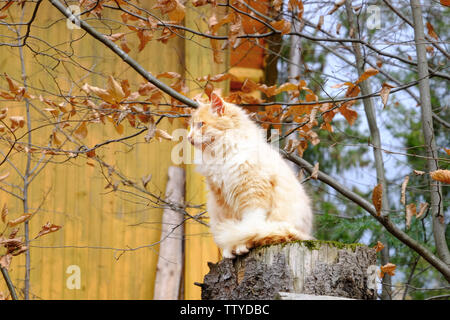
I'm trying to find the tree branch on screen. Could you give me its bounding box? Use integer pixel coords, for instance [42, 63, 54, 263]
[49, 0, 199, 109]
[281, 150, 450, 282]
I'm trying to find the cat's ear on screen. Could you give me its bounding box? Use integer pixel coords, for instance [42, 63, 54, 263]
[210, 92, 225, 116]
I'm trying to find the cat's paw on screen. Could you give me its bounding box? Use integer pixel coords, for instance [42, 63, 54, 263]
[222, 248, 235, 259]
[233, 244, 249, 256]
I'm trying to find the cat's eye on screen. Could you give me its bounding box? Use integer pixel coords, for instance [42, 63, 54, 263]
[196, 122, 204, 128]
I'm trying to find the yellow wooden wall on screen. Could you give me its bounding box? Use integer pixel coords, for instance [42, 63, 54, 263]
[0, 1, 225, 299]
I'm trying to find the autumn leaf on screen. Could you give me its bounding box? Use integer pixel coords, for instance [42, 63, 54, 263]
[380, 83, 394, 108]
[426, 22, 438, 40]
[157, 71, 181, 79]
[311, 162, 319, 180]
[7, 213, 32, 227]
[440, 0, 450, 6]
[336, 23, 341, 34]
[0, 254, 12, 270]
[107, 76, 125, 103]
[104, 33, 125, 42]
[416, 202, 429, 219]
[373, 241, 385, 253]
[153, 0, 185, 23]
[356, 68, 379, 84]
[34, 222, 62, 239]
[328, 0, 345, 15]
[51, 131, 62, 147]
[316, 15, 324, 30]
[400, 175, 409, 206]
[9, 116, 25, 130]
[141, 174, 152, 189]
[270, 19, 291, 35]
[1, 203, 7, 223]
[145, 122, 156, 142]
[155, 129, 173, 141]
[120, 36, 131, 53]
[406, 203, 416, 229]
[138, 82, 158, 96]
[429, 169, 450, 184]
[73, 122, 88, 140]
[372, 183, 383, 216]
[339, 102, 358, 125]
[380, 263, 396, 278]
[86, 149, 96, 158]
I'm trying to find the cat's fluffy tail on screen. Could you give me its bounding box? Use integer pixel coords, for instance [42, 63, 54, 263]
[213, 217, 312, 252]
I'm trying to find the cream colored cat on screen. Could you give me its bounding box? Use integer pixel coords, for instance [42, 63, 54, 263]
[188, 93, 313, 259]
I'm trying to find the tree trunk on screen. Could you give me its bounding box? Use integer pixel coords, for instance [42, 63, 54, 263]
[409, 0, 450, 266]
[199, 241, 377, 300]
[153, 166, 186, 300]
[344, 0, 392, 299]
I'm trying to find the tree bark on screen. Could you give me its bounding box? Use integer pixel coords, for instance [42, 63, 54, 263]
[153, 166, 186, 300]
[409, 0, 450, 265]
[344, 0, 392, 299]
[199, 241, 376, 300]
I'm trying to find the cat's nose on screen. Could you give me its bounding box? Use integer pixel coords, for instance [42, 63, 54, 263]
[187, 131, 194, 145]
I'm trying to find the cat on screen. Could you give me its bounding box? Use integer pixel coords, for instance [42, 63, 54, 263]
[187, 93, 313, 259]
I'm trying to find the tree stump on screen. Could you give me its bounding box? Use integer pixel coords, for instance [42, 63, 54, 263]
[199, 240, 377, 300]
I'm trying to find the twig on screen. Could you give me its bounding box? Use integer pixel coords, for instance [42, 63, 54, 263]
[0, 266, 18, 300]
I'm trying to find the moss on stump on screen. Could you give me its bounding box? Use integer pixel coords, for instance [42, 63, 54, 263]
[199, 240, 377, 300]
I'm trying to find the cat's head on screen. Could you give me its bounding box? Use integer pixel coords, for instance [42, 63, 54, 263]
[188, 93, 243, 148]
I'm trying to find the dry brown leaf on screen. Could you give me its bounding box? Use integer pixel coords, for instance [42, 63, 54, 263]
[339, 102, 358, 126]
[7, 213, 32, 227]
[311, 162, 319, 180]
[380, 83, 394, 108]
[372, 183, 383, 216]
[11, 245, 28, 256]
[328, 0, 345, 15]
[9, 116, 25, 129]
[380, 263, 396, 278]
[104, 33, 125, 42]
[426, 22, 438, 40]
[406, 203, 417, 229]
[155, 129, 173, 141]
[0, 254, 12, 270]
[34, 222, 62, 239]
[141, 174, 152, 189]
[86, 149, 96, 158]
[417, 202, 429, 219]
[1, 203, 7, 223]
[51, 131, 62, 147]
[400, 175, 409, 206]
[107, 76, 125, 103]
[441, 0, 450, 6]
[430, 169, 450, 184]
[270, 19, 291, 35]
[73, 122, 88, 140]
[356, 68, 379, 84]
[413, 169, 425, 176]
[444, 148, 450, 156]
[120, 36, 131, 54]
[157, 71, 181, 79]
[317, 15, 324, 30]
[373, 241, 384, 253]
[145, 122, 156, 142]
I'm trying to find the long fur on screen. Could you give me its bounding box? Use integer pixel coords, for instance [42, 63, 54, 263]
[188, 94, 313, 258]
